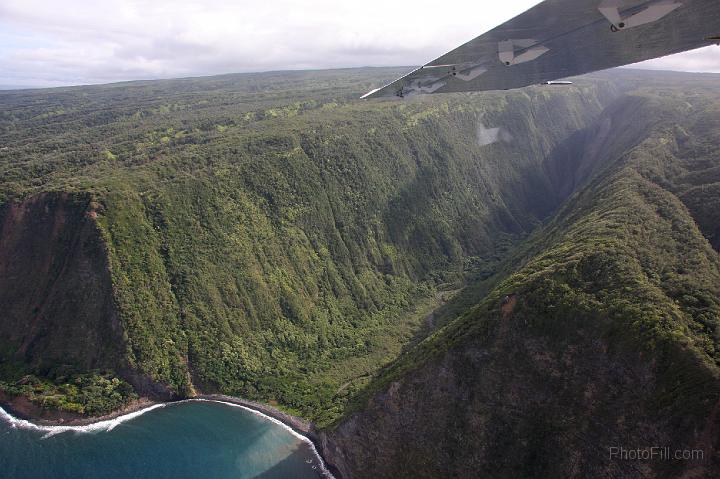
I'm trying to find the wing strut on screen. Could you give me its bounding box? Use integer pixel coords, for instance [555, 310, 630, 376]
[598, 0, 683, 32]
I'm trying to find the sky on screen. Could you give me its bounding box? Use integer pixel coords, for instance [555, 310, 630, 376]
[1, 0, 719, 88]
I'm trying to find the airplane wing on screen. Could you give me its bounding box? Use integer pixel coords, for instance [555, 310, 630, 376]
[362, 0, 720, 99]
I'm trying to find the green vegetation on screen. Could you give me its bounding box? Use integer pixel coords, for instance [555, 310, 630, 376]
[1, 68, 719, 435]
[321, 75, 720, 479]
[0, 364, 137, 416]
[341, 81, 720, 427]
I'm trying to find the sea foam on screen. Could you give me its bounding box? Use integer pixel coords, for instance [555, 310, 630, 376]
[194, 399, 336, 479]
[0, 399, 335, 478]
[0, 403, 167, 438]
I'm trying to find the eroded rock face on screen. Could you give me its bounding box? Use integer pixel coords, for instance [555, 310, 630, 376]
[322, 316, 720, 479]
[0, 192, 123, 370]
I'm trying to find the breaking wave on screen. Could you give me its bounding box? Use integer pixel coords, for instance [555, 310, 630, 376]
[0, 399, 335, 478]
[0, 403, 167, 439]
[194, 399, 335, 479]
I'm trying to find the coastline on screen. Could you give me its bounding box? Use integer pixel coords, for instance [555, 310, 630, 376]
[0, 392, 342, 478]
[196, 394, 316, 437]
[0, 390, 159, 426]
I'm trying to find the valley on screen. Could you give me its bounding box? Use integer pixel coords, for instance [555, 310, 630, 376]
[1, 67, 719, 477]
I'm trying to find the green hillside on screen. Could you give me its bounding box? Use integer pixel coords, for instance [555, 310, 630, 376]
[324, 73, 720, 478]
[1, 68, 620, 422]
[1, 69, 719, 478]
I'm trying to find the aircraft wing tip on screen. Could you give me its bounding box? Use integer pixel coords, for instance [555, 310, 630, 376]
[360, 87, 383, 99]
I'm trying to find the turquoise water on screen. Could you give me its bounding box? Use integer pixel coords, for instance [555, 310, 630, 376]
[0, 400, 328, 479]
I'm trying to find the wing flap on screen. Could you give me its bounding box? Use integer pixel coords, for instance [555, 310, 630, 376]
[364, 0, 719, 99]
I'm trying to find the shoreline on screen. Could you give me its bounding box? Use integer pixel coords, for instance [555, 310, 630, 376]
[196, 394, 316, 437]
[0, 393, 311, 435]
[0, 391, 160, 427]
[0, 393, 341, 478]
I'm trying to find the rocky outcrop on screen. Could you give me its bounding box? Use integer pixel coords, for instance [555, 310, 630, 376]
[319, 82, 720, 478]
[0, 192, 179, 400]
[0, 192, 123, 370]
[322, 298, 720, 478]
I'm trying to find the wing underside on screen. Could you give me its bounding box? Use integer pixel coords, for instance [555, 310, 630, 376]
[363, 0, 720, 99]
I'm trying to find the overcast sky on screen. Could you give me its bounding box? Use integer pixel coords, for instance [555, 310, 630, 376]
[1, 0, 719, 88]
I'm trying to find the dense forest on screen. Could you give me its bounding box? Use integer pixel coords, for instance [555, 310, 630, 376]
[1, 67, 719, 477]
[0, 67, 615, 421]
[322, 71, 720, 478]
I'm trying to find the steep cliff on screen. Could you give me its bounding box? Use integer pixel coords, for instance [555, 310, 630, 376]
[0, 69, 624, 423]
[322, 75, 720, 478]
[0, 192, 121, 370]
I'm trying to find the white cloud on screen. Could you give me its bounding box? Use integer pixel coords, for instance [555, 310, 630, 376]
[632, 46, 720, 73]
[0, 0, 718, 88]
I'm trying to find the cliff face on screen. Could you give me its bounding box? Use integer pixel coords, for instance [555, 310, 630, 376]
[0, 192, 123, 370]
[0, 69, 630, 423]
[323, 273, 720, 478]
[322, 79, 720, 478]
[321, 330, 713, 479]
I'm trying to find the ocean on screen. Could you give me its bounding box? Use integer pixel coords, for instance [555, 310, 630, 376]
[0, 400, 329, 479]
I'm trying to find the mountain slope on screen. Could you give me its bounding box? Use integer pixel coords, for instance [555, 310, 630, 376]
[1, 69, 719, 479]
[321, 75, 720, 478]
[0, 69, 621, 421]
